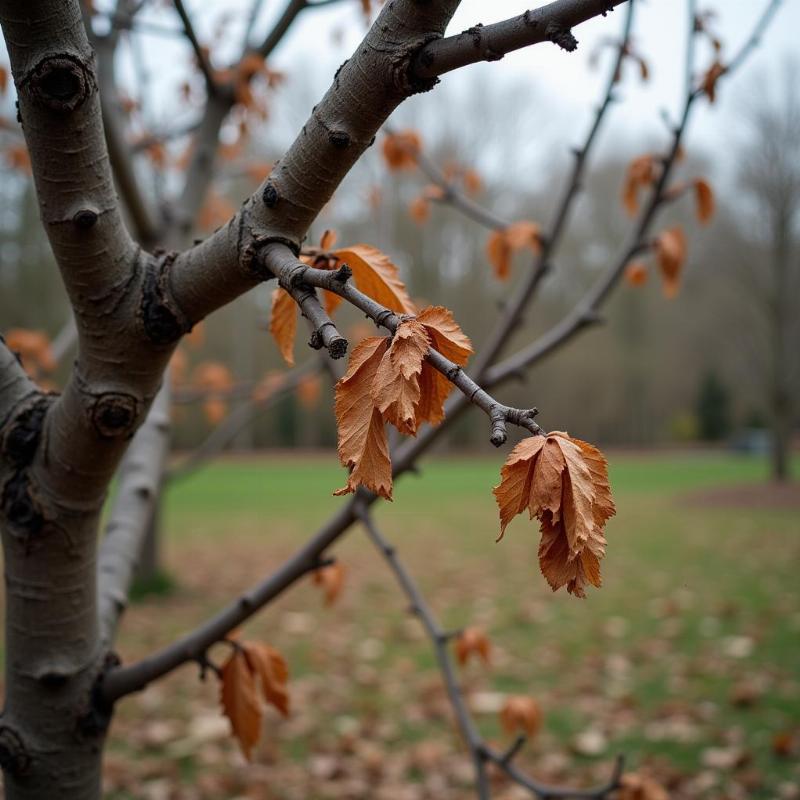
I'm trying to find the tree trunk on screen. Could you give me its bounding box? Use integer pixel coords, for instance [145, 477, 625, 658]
[1, 514, 107, 799]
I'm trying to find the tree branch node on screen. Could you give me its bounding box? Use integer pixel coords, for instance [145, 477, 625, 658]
[140, 251, 192, 345]
[545, 22, 578, 52]
[396, 32, 442, 96]
[22, 53, 95, 112]
[0, 726, 31, 777]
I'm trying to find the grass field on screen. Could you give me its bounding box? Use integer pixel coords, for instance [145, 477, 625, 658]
[22, 450, 800, 798]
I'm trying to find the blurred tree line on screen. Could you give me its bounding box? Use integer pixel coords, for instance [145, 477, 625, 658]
[2, 65, 797, 468]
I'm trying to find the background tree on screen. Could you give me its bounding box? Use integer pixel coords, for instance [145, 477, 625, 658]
[736, 61, 800, 481]
[0, 1, 784, 798]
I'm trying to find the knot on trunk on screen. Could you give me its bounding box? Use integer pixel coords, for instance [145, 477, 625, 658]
[90, 393, 140, 439]
[2, 472, 44, 539]
[25, 53, 95, 112]
[2, 394, 52, 466]
[0, 726, 31, 776]
[394, 34, 442, 96]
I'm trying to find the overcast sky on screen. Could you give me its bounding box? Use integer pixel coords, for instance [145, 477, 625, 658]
[177, 0, 799, 177]
[3, 1, 796, 186]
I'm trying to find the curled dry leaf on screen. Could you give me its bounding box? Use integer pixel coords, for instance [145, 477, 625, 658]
[312, 562, 346, 606]
[332, 244, 417, 316]
[381, 129, 421, 171]
[486, 221, 542, 281]
[693, 177, 715, 224]
[269, 288, 298, 367]
[622, 154, 657, 216]
[654, 225, 687, 298]
[269, 242, 417, 364]
[372, 320, 430, 435]
[4, 328, 56, 375]
[219, 640, 289, 760]
[625, 261, 648, 287]
[414, 306, 473, 427]
[701, 60, 726, 103]
[493, 432, 615, 598]
[220, 648, 261, 760]
[618, 772, 670, 800]
[334, 308, 472, 498]
[334, 336, 393, 500]
[499, 695, 542, 738]
[455, 627, 491, 666]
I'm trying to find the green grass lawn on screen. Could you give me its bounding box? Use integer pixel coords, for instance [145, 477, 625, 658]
[96, 449, 800, 798]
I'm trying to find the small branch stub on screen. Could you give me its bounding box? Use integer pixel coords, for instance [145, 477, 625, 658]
[0, 726, 31, 776]
[73, 208, 99, 229]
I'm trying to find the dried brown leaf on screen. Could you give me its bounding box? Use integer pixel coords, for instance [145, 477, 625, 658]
[381, 130, 421, 171]
[486, 221, 542, 280]
[694, 177, 715, 224]
[219, 649, 262, 760]
[499, 696, 542, 738]
[312, 562, 346, 606]
[493, 432, 615, 597]
[625, 261, 648, 287]
[413, 306, 473, 427]
[455, 627, 491, 666]
[332, 244, 417, 315]
[654, 226, 687, 298]
[372, 319, 430, 435]
[269, 287, 298, 366]
[334, 337, 392, 500]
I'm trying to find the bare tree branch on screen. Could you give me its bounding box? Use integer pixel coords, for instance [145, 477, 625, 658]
[166, 0, 622, 327]
[173, 0, 217, 95]
[85, 0, 162, 245]
[0, 338, 40, 426]
[99, 0, 778, 721]
[411, 0, 629, 80]
[357, 506, 624, 799]
[266, 245, 542, 445]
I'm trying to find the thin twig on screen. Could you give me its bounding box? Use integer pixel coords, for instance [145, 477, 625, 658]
[266, 246, 542, 445]
[173, 0, 217, 94]
[357, 507, 623, 799]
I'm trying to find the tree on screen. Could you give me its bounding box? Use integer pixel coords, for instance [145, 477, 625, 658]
[736, 60, 800, 481]
[0, 0, 780, 797]
[696, 370, 731, 441]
